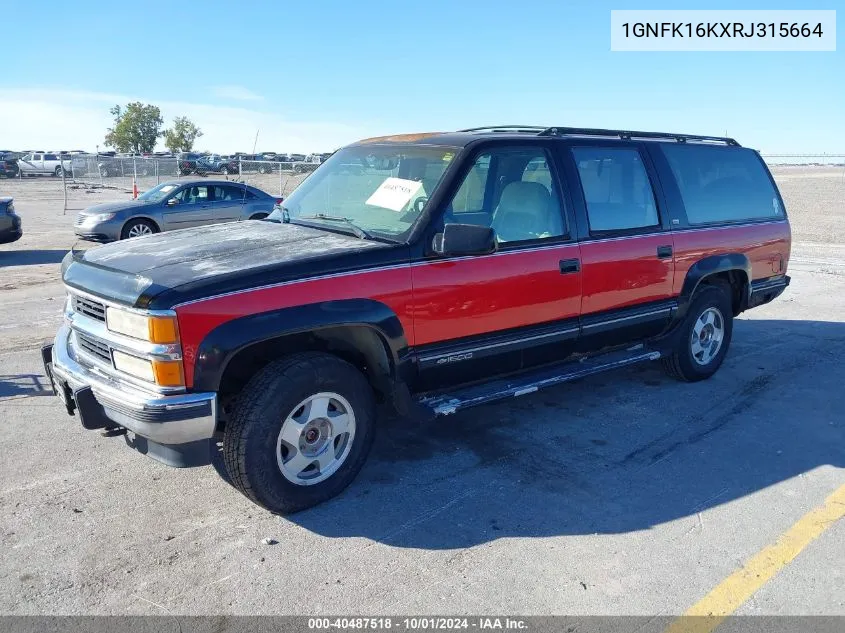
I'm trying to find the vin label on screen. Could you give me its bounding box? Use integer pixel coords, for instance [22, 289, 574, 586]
[611, 10, 836, 51]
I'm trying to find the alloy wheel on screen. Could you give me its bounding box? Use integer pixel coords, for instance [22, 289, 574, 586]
[690, 307, 725, 365]
[276, 392, 356, 486]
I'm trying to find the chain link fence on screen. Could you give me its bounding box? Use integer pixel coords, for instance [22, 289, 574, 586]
[67, 154, 321, 198]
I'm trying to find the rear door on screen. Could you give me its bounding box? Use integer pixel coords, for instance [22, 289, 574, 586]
[161, 185, 215, 229]
[562, 143, 676, 351]
[411, 144, 582, 391]
[43, 153, 59, 173]
[210, 184, 247, 222]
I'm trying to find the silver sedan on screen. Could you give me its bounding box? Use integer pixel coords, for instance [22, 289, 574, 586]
[74, 179, 282, 241]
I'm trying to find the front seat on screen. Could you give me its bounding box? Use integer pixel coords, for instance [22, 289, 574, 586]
[187, 186, 199, 203]
[491, 181, 559, 242]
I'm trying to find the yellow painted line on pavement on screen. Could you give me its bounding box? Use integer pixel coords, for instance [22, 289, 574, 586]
[665, 482, 845, 633]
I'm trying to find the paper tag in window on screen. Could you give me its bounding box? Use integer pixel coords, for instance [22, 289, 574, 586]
[365, 177, 424, 212]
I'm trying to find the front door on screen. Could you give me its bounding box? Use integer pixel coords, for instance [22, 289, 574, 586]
[162, 184, 214, 230]
[411, 145, 582, 391]
[564, 144, 675, 351]
[19, 154, 39, 175]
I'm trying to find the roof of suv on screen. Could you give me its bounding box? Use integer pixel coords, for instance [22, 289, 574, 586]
[352, 126, 741, 148]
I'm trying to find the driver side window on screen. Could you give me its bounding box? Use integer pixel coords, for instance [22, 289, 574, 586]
[447, 148, 566, 244]
[171, 185, 209, 205]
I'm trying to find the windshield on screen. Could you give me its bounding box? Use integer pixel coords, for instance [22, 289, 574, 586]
[267, 144, 457, 240]
[138, 183, 179, 203]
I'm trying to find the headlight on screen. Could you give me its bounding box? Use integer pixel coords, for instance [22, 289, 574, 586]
[6, 202, 14, 213]
[90, 212, 116, 222]
[106, 307, 179, 344]
[112, 350, 185, 387]
[112, 350, 154, 381]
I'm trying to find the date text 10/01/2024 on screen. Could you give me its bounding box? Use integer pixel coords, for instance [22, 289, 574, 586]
[307, 618, 529, 630]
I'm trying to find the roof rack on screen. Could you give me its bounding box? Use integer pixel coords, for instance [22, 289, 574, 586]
[457, 125, 549, 134]
[538, 126, 740, 146]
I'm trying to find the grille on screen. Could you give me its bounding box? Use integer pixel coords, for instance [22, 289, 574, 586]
[73, 295, 106, 322]
[76, 332, 112, 364]
[74, 215, 85, 226]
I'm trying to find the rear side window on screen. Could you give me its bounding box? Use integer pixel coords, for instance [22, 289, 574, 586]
[44, 153, 58, 161]
[212, 185, 248, 201]
[572, 147, 659, 232]
[661, 145, 784, 225]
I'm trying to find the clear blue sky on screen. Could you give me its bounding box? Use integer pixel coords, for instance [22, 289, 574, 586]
[1, 0, 842, 153]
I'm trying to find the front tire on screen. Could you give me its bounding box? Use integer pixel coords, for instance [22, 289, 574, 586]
[223, 352, 376, 514]
[55, 166, 65, 178]
[662, 284, 733, 382]
[120, 218, 158, 240]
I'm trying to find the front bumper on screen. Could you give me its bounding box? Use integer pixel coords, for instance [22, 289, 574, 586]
[74, 217, 121, 242]
[44, 324, 217, 466]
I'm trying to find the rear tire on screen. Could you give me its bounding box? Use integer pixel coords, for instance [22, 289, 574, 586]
[662, 284, 733, 382]
[54, 166, 64, 178]
[223, 352, 376, 514]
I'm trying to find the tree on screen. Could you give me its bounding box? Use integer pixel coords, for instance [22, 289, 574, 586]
[104, 102, 164, 153]
[164, 116, 203, 153]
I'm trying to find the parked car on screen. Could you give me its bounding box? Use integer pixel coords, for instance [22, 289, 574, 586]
[175, 152, 203, 175]
[72, 179, 281, 241]
[43, 125, 791, 514]
[195, 154, 240, 175]
[236, 154, 275, 174]
[0, 153, 20, 178]
[0, 197, 22, 243]
[17, 152, 72, 177]
[97, 155, 157, 178]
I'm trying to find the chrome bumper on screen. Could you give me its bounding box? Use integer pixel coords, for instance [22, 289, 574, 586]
[48, 324, 217, 446]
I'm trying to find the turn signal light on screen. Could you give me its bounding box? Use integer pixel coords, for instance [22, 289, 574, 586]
[151, 359, 185, 388]
[149, 316, 179, 344]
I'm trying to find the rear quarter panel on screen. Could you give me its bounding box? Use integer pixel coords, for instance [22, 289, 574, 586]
[672, 220, 791, 293]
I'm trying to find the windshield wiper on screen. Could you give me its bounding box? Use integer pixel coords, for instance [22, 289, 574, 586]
[295, 213, 372, 240]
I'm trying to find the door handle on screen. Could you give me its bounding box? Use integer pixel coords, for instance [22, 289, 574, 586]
[559, 258, 580, 274]
[657, 245, 673, 259]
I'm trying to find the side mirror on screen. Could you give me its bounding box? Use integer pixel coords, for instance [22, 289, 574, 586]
[166, 198, 179, 206]
[432, 223, 497, 257]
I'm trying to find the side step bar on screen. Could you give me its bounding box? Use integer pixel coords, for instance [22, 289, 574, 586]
[419, 346, 661, 416]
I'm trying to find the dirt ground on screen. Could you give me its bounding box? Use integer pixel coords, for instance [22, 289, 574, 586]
[0, 166, 843, 617]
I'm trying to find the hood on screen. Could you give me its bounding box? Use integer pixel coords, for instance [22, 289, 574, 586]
[79, 200, 149, 215]
[62, 221, 399, 309]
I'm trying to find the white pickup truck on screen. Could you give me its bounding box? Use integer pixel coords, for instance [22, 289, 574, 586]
[17, 152, 73, 177]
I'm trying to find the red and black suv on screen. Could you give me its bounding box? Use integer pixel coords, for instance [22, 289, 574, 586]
[43, 126, 791, 513]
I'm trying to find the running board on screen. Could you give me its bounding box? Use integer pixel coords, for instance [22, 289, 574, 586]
[419, 347, 661, 416]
